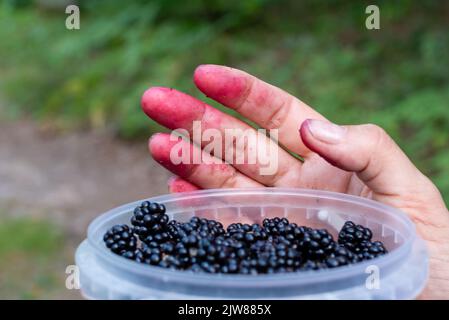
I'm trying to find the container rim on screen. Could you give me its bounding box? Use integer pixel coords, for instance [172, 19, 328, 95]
[87, 188, 415, 288]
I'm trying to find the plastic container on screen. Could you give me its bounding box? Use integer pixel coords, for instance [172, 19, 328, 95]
[75, 188, 428, 299]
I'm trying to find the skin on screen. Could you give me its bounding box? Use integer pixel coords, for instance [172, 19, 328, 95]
[142, 64, 449, 299]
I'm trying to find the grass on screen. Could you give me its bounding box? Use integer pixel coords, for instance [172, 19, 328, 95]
[0, 217, 78, 299]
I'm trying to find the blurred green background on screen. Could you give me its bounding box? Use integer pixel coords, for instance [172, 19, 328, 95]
[0, 0, 448, 298]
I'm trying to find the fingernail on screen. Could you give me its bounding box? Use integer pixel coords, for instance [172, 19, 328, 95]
[305, 119, 346, 144]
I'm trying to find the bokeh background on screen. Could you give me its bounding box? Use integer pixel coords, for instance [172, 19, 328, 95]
[0, 0, 448, 299]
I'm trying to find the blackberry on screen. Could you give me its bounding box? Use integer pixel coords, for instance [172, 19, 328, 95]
[262, 217, 290, 236]
[135, 244, 162, 265]
[352, 240, 388, 260]
[299, 229, 336, 260]
[338, 221, 387, 259]
[193, 217, 225, 238]
[103, 224, 137, 254]
[166, 220, 184, 240]
[248, 240, 301, 272]
[300, 260, 325, 271]
[140, 231, 171, 247]
[131, 201, 169, 240]
[169, 217, 225, 241]
[103, 202, 388, 274]
[323, 245, 359, 268]
[338, 221, 372, 247]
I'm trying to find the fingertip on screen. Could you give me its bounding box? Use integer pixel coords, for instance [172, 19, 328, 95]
[148, 133, 170, 159]
[193, 64, 247, 104]
[193, 64, 217, 90]
[148, 132, 166, 145]
[193, 64, 222, 82]
[148, 133, 193, 177]
[142, 86, 207, 129]
[167, 175, 180, 192]
[141, 87, 172, 114]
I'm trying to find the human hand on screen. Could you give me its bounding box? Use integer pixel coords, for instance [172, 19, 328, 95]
[141, 64, 449, 299]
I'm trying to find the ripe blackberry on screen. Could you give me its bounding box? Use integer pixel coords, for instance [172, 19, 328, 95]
[135, 244, 162, 265]
[169, 217, 225, 242]
[300, 260, 326, 271]
[298, 229, 336, 260]
[352, 240, 388, 260]
[103, 224, 137, 254]
[338, 221, 387, 259]
[193, 217, 225, 238]
[140, 231, 171, 247]
[131, 201, 169, 240]
[338, 221, 373, 247]
[323, 245, 359, 268]
[166, 220, 184, 240]
[103, 202, 388, 274]
[262, 217, 290, 236]
[248, 240, 301, 272]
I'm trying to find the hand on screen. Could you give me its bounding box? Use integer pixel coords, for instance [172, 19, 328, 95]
[141, 64, 449, 299]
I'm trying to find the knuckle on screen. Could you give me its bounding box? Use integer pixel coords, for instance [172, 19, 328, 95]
[264, 96, 292, 130]
[218, 169, 238, 188]
[234, 76, 255, 111]
[365, 123, 391, 149]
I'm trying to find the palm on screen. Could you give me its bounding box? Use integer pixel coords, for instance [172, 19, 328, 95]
[298, 155, 368, 196]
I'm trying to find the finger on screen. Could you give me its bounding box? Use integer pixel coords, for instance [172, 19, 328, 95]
[194, 64, 326, 157]
[149, 133, 264, 189]
[168, 176, 200, 193]
[299, 119, 427, 197]
[142, 87, 303, 187]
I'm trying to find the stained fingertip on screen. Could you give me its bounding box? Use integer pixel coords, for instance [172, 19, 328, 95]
[142, 86, 206, 130]
[141, 87, 171, 112]
[168, 176, 199, 193]
[193, 64, 247, 104]
[148, 132, 167, 149]
[167, 175, 178, 187]
[148, 133, 194, 178]
[148, 133, 173, 165]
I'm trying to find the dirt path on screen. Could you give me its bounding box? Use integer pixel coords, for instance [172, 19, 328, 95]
[0, 120, 170, 239]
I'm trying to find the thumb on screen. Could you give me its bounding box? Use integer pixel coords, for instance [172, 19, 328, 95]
[299, 119, 427, 197]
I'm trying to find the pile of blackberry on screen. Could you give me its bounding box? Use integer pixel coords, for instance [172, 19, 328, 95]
[103, 201, 388, 274]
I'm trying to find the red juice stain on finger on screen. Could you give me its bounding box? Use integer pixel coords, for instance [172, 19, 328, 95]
[194, 65, 247, 105]
[168, 177, 199, 193]
[149, 133, 195, 178]
[141, 87, 206, 130]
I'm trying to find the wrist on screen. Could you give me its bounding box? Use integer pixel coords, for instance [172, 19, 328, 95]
[419, 242, 449, 299]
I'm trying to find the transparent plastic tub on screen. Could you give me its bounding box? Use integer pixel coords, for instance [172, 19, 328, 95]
[75, 188, 428, 300]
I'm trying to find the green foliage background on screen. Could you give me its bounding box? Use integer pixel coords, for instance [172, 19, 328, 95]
[0, 0, 448, 203]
